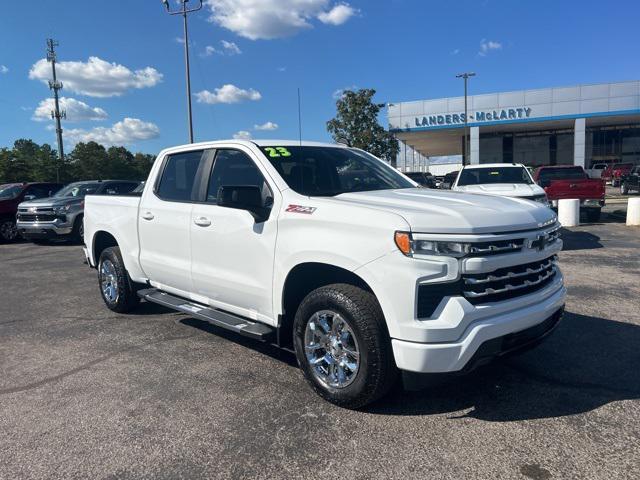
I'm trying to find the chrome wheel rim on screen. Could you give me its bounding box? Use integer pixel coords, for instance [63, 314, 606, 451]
[79, 221, 84, 239]
[0, 221, 18, 241]
[100, 259, 119, 303]
[304, 310, 360, 389]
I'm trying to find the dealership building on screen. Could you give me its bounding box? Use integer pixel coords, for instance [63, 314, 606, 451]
[389, 80, 640, 171]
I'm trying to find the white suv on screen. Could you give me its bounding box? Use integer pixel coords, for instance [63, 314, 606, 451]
[452, 163, 550, 206]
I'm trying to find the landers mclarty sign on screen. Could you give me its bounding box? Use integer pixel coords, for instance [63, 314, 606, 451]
[414, 107, 532, 128]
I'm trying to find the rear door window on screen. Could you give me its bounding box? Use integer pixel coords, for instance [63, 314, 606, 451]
[156, 150, 205, 202]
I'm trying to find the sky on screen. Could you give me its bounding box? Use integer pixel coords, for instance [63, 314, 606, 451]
[1, 0, 639, 155]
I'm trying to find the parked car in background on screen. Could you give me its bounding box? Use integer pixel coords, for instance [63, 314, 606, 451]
[17, 180, 139, 243]
[404, 171, 436, 188]
[620, 165, 640, 195]
[602, 162, 634, 186]
[83, 140, 565, 408]
[532, 166, 605, 222]
[0, 182, 64, 242]
[452, 163, 549, 206]
[440, 171, 459, 189]
[586, 163, 608, 179]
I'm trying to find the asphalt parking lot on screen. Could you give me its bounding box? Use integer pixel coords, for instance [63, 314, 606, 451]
[1, 215, 639, 479]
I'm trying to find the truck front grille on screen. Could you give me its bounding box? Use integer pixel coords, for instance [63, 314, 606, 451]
[462, 255, 557, 304]
[17, 213, 58, 222]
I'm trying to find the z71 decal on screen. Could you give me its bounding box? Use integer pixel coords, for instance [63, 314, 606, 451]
[285, 204, 317, 214]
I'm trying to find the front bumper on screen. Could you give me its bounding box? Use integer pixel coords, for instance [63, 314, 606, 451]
[17, 221, 73, 238]
[391, 280, 566, 373]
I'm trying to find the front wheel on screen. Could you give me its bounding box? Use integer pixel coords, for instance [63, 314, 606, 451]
[0, 219, 19, 243]
[293, 284, 397, 409]
[98, 246, 140, 313]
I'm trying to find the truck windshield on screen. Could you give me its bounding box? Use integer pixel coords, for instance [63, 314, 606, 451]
[456, 166, 532, 186]
[261, 146, 413, 196]
[54, 182, 101, 198]
[0, 184, 23, 199]
[538, 167, 587, 183]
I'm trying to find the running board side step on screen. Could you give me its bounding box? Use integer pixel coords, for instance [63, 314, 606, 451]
[137, 288, 276, 342]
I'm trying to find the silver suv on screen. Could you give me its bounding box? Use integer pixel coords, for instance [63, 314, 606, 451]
[17, 180, 139, 243]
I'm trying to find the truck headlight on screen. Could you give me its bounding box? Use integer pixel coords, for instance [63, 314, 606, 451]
[395, 232, 471, 258]
[53, 205, 71, 214]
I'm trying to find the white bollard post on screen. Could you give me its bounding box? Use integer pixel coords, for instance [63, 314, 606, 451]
[627, 198, 640, 226]
[558, 199, 580, 227]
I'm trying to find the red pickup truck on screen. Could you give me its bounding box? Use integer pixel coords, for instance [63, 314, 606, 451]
[532, 166, 605, 222]
[602, 162, 634, 187]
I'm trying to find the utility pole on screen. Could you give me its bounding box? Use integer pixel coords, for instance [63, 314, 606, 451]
[456, 72, 475, 166]
[162, 0, 202, 144]
[47, 38, 65, 182]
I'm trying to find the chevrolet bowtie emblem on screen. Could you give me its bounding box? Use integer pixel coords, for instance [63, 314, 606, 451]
[529, 234, 548, 251]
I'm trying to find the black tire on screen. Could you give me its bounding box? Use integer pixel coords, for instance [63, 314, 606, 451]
[585, 208, 601, 223]
[621, 183, 629, 195]
[612, 179, 620, 187]
[98, 246, 140, 313]
[293, 283, 397, 409]
[70, 215, 84, 244]
[0, 218, 19, 243]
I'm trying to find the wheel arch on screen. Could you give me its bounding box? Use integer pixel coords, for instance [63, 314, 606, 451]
[92, 230, 119, 266]
[278, 262, 376, 350]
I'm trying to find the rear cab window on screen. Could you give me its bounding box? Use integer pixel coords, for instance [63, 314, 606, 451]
[156, 150, 205, 202]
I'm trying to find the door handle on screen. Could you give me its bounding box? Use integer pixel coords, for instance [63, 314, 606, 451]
[194, 216, 211, 227]
[141, 211, 154, 220]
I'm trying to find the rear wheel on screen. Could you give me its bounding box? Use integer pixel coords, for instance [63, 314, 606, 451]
[293, 283, 397, 409]
[0, 219, 19, 243]
[98, 246, 140, 313]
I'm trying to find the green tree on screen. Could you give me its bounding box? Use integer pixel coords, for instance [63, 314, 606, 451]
[68, 141, 108, 180]
[327, 88, 399, 166]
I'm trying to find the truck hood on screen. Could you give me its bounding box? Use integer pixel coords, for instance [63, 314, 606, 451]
[332, 188, 556, 234]
[453, 183, 545, 198]
[18, 197, 83, 209]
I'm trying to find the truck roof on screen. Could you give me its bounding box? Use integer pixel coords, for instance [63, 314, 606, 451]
[462, 163, 526, 169]
[161, 139, 349, 152]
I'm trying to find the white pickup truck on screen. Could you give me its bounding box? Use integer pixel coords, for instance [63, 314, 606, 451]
[83, 140, 566, 408]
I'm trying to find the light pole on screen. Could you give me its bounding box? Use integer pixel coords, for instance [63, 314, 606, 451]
[162, 0, 202, 144]
[456, 72, 475, 166]
[47, 39, 65, 182]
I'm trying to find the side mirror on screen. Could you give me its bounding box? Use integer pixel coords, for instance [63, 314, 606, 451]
[24, 194, 36, 201]
[217, 185, 271, 223]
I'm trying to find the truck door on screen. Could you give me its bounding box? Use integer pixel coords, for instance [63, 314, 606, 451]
[190, 148, 278, 325]
[138, 148, 208, 296]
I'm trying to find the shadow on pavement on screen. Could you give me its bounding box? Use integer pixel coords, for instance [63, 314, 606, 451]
[368, 311, 640, 420]
[560, 229, 603, 251]
[179, 317, 298, 367]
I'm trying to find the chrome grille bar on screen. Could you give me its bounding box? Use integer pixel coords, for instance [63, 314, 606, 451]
[463, 267, 556, 298]
[464, 258, 555, 285]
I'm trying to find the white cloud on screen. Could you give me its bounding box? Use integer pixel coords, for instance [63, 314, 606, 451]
[317, 3, 357, 25]
[332, 85, 357, 100]
[254, 121, 278, 131]
[64, 118, 160, 146]
[205, 0, 357, 40]
[202, 40, 242, 57]
[451, 49, 460, 55]
[221, 40, 242, 55]
[29, 56, 163, 97]
[195, 84, 261, 104]
[479, 39, 502, 56]
[233, 130, 252, 140]
[0, 65, 8, 74]
[202, 45, 220, 56]
[33, 97, 108, 122]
